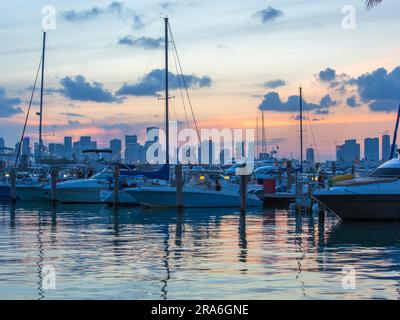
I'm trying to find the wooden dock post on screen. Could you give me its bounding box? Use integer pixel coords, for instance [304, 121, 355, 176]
[10, 168, 17, 204]
[175, 165, 183, 208]
[277, 166, 282, 186]
[286, 160, 292, 192]
[240, 175, 248, 212]
[113, 164, 120, 207]
[50, 168, 58, 203]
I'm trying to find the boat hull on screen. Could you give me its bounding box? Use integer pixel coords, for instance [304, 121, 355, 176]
[0, 185, 10, 199]
[126, 187, 263, 208]
[56, 187, 103, 203]
[16, 185, 49, 201]
[313, 194, 400, 220]
[99, 190, 139, 206]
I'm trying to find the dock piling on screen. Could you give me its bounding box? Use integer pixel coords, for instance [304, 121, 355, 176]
[240, 175, 248, 212]
[10, 168, 16, 204]
[113, 164, 120, 207]
[50, 168, 58, 203]
[286, 160, 292, 192]
[175, 165, 183, 208]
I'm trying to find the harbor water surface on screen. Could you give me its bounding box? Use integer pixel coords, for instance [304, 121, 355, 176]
[0, 201, 400, 299]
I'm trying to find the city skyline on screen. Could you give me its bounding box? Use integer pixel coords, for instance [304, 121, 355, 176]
[1, 0, 400, 160]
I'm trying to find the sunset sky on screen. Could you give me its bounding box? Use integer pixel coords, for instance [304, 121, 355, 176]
[1, 0, 400, 160]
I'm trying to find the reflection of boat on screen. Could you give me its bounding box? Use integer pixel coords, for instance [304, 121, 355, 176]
[327, 221, 400, 247]
[126, 169, 263, 208]
[313, 158, 400, 220]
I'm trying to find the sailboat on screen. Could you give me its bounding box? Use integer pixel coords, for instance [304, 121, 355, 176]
[124, 18, 263, 208]
[16, 32, 52, 201]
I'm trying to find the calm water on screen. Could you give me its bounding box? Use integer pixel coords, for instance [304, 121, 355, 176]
[0, 201, 400, 300]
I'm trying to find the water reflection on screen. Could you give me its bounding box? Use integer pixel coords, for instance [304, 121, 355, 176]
[0, 200, 399, 299]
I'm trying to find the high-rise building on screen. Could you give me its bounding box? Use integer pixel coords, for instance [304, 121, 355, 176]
[364, 137, 379, 162]
[64, 136, 72, 159]
[21, 137, 30, 156]
[306, 147, 315, 164]
[110, 139, 122, 160]
[73, 136, 97, 160]
[382, 134, 391, 161]
[49, 143, 65, 158]
[125, 135, 145, 163]
[336, 139, 360, 163]
[0, 137, 4, 149]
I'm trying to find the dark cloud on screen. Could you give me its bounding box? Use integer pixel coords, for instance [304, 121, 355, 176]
[294, 115, 308, 120]
[258, 92, 336, 114]
[60, 75, 122, 103]
[61, 112, 85, 118]
[347, 66, 400, 112]
[254, 7, 284, 23]
[118, 36, 163, 49]
[116, 69, 212, 96]
[0, 87, 22, 117]
[263, 79, 286, 89]
[354, 66, 400, 101]
[319, 94, 338, 108]
[314, 109, 330, 115]
[318, 67, 336, 82]
[62, 1, 124, 21]
[68, 120, 81, 126]
[369, 100, 398, 113]
[346, 95, 361, 108]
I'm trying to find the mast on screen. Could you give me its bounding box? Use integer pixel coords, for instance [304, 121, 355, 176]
[38, 31, 46, 164]
[390, 103, 400, 159]
[256, 116, 259, 159]
[164, 17, 169, 165]
[262, 110, 266, 153]
[299, 86, 303, 173]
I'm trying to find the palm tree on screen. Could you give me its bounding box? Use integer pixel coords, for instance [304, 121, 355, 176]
[366, 0, 382, 8]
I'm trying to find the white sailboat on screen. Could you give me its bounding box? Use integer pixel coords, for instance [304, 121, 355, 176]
[124, 18, 262, 208]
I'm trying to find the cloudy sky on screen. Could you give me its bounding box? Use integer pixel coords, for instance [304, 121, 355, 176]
[0, 0, 399, 160]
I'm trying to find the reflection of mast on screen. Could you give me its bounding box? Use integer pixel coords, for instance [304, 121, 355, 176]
[238, 213, 248, 266]
[294, 214, 306, 297]
[37, 212, 45, 300]
[161, 223, 171, 300]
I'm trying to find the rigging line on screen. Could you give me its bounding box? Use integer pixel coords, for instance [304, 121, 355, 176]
[171, 38, 190, 129]
[168, 24, 201, 141]
[14, 58, 42, 168]
[303, 101, 320, 163]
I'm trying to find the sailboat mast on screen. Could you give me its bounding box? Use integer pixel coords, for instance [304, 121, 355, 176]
[299, 86, 303, 173]
[38, 31, 46, 164]
[256, 116, 259, 159]
[164, 17, 169, 165]
[390, 103, 400, 159]
[262, 110, 266, 153]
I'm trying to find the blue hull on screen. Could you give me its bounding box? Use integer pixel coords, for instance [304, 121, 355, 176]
[0, 186, 10, 199]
